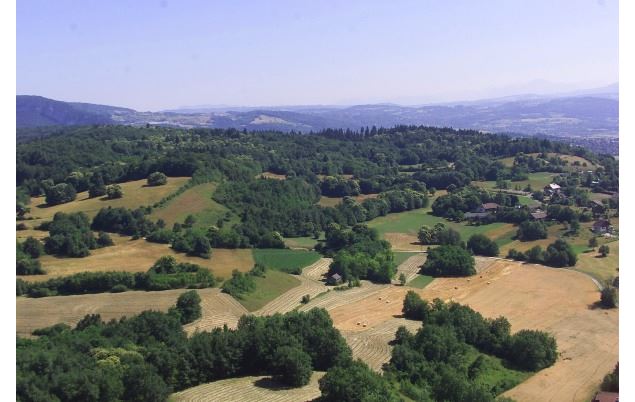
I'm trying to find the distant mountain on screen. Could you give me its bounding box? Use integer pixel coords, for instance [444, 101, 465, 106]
[16, 95, 136, 128]
[16, 88, 618, 140]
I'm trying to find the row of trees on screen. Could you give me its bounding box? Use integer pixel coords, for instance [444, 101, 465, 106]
[17, 256, 216, 297]
[506, 239, 577, 267]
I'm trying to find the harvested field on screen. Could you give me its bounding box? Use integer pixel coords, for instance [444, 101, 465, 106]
[16, 228, 48, 240]
[171, 372, 324, 402]
[301, 258, 332, 281]
[298, 281, 388, 313]
[254, 275, 325, 316]
[22, 236, 254, 282]
[392, 253, 426, 284]
[23, 177, 189, 226]
[183, 289, 248, 335]
[341, 318, 421, 372]
[383, 232, 422, 251]
[327, 257, 618, 402]
[16, 288, 212, 337]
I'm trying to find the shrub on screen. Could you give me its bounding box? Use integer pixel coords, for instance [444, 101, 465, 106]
[110, 284, 128, 293]
[600, 287, 618, 308]
[146, 229, 174, 244]
[301, 294, 311, 304]
[402, 290, 430, 320]
[106, 184, 123, 199]
[21, 237, 44, 258]
[525, 246, 544, 263]
[507, 329, 557, 371]
[147, 172, 168, 186]
[467, 234, 499, 257]
[506, 248, 526, 261]
[97, 232, 114, 247]
[599, 244, 610, 257]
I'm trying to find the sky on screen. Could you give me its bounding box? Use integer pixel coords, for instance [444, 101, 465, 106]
[17, 0, 618, 111]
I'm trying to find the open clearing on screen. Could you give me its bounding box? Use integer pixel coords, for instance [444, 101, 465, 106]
[183, 289, 248, 335]
[16, 288, 215, 337]
[252, 249, 322, 273]
[150, 182, 230, 228]
[256, 172, 287, 180]
[327, 258, 618, 402]
[22, 235, 254, 282]
[317, 193, 379, 207]
[171, 372, 324, 402]
[392, 253, 426, 284]
[23, 177, 189, 227]
[237, 270, 301, 312]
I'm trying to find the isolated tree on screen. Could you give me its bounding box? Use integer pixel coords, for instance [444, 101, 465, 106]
[106, 184, 123, 199]
[96, 231, 114, 247]
[147, 172, 167, 186]
[507, 329, 558, 371]
[588, 237, 598, 249]
[174, 290, 202, 324]
[525, 245, 544, 263]
[600, 287, 618, 308]
[88, 173, 107, 198]
[599, 244, 610, 257]
[399, 273, 407, 286]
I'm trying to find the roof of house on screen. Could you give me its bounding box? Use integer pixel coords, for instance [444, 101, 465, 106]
[592, 391, 619, 402]
[464, 212, 491, 219]
[531, 211, 547, 220]
[546, 183, 561, 190]
[330, 273, 342, 280]
[482, 202, 499, 210]
[592, 200, 605, 207]
[593, 219, 611, 228]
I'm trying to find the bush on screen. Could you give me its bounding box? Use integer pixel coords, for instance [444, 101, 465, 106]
[601, 363, 619, 392]
[506, 248, 526, 261]
[45, 212, 97, 257]
[467, 234, 500, 257]
[319, 360, 400, 402]
[600, 287, 618, 308]
[402, 290, 430, 320]
[45, 183, 76, 206]
[507, 329, 558, 371]
[21, 237, 44, 258]
[146, 229, 174, 244]
[301, 294, 311, 304]
[110, 284, 128, 293]
[16, 223, 28, 231]
[543, 239, 577, 267]
[525, 246, 544, 264]
[97, 232, 114, 247]
[599, 244, 610, 257]
[422, 245, 475, 277]
[147, 172, 168, 186]
[271, 346, 313, 387]
[106, 184, 123, 199]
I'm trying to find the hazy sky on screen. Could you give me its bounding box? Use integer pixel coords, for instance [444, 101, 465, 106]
[17, 0, 618, 110]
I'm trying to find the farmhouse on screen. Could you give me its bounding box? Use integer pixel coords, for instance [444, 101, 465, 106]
[327, 273, 343, 285]
[592, 391, 619, 402]
[591, 200, 607, 214]
[530, 210, 547, 221]
[592, 219, 613, 234]
[544, 183, 561, 196]
[481, 202, 499, 211]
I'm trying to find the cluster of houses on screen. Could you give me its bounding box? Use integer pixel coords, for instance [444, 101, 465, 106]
[461, 181, 616, 235]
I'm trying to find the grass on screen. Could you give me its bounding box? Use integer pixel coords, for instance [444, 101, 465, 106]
[150, 182, 231, 228]
[237, 270, 301, 311]
[252, 249, 322, 273]
[317, 193, 379, 207]
[394, 252, 420, 266]
[473, 172, 555, 192]
[574, 239, 619, 283]
[406, 274, 434, 289]
[463, 347, 532, 396]
[284, 235, 321, 250]
[24, 177, 190, 226]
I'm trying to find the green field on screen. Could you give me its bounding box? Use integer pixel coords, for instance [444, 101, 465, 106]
[394, 252, 421, 266]
[284, 235, 322, 250]
[464, 347, 532, 395]
[406, 274, 434, 289]
[252, 249, 322, 273]
[237, 270, 301, 311]
[473, 172, 555, 192]
[368, 207, 511, 240]
[150, 182, 231, 228]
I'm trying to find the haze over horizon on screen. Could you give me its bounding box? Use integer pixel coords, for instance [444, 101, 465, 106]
[17, 0, 618, 111]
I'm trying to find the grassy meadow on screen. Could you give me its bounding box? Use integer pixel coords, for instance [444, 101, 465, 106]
[236, 270, 301, 311]
[252, 249, 322, 273]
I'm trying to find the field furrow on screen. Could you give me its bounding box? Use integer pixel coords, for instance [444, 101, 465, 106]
[392, 253, 426, 284]
[255, 276, 327, 316]
[184, 289, 249, 334]
[298, 281, 389, 313]
[171, 372, 324, 402]
[300, 258, 332, 281]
